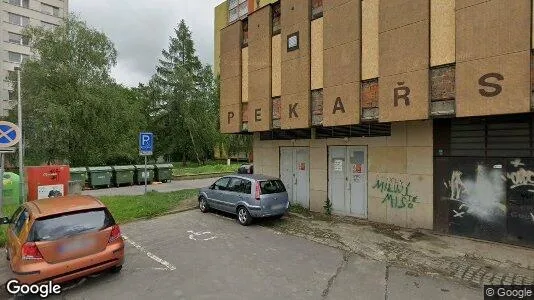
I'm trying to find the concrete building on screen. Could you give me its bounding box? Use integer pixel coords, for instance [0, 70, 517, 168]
[0, 0, 68, 116]
[214, 0, 534, 248]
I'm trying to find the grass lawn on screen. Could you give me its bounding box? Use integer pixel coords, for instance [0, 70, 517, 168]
[0, 189, 198, 247]
[173, 162, 241, 176]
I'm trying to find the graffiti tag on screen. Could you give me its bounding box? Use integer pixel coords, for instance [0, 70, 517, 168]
[507, 160, 534, 191]
[372, 177, 418, 209]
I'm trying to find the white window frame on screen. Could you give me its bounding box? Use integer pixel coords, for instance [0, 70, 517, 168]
[9, 0, 29, 8]
[8, 13, 30, 27]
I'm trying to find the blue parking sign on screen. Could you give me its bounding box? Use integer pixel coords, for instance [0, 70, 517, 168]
[139, 132, 154, 156]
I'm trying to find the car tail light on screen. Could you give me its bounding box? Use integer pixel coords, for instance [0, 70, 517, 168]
[108, 225, 122, 243]
[22, 242, 43, 260]
[255, 183, 261, 200]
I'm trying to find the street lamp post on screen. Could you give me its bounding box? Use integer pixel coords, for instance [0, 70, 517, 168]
[14, 66, 24, 204]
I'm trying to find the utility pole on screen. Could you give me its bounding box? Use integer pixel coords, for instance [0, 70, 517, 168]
[15, 66, 24, 204]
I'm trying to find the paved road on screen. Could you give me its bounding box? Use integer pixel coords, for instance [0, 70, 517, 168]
[81, 177, 220, 197]
[4, 210, 479, 300]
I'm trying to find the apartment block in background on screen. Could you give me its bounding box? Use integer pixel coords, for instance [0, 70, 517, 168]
[0, 0, 68, 116]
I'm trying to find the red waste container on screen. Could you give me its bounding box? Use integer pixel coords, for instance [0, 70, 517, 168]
[26, 165, 70, 201]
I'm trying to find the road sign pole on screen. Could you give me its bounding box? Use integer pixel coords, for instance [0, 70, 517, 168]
[0, 153, 4, 218]
[144, 156, 148, 195]
[16, 67, 24, 204]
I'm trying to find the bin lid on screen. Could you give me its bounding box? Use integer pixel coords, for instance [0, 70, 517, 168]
[112, 165, 136, 171]
[70, 167, 87, 173]
[154, 164, 174, 169]
[86, 166, 113, 171]
[134, 164, 155, 170]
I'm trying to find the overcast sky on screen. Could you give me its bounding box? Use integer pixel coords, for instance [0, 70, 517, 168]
[70, 0, 222, 87]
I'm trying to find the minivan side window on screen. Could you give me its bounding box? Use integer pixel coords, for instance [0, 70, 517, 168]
[214, 177, 230, 191]
[13, 209, 28, 236]
[243, 180, 252, 194]
[227, 178, 243, 193]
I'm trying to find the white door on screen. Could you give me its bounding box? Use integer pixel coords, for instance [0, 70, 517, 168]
[280, 147, 310, 208]
[328, 146, 367, 217]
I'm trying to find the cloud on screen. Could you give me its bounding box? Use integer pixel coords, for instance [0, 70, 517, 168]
[70, 0, 222, 87]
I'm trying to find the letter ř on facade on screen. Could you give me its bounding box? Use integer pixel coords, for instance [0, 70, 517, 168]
[323, 0, 361, 126]
[280, 0, 311, 130]
[378, 0, 429, 123]
[455, 0, 530, 117]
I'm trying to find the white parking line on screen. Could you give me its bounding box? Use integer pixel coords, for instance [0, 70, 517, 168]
[122, 235, 176, 271]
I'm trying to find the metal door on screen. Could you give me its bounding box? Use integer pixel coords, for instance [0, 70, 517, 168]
[348, 147, 367, 217]
[329, 147, 347, 213]
[328, 146, 368, 217]
[294, 148, 310, 208]
[280, 147, 310, 208]
[280, 148, 294, 205]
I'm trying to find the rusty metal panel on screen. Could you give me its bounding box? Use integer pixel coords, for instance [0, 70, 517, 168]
[248, 5, 272, 132]
[455, 0, 531, 118]
[220, 103, 242, 133]
[456, 51, 530, 117]
[379, 69, 429, 123]
[378, 0, 429, 122]
[281, 0, 311, 129]
[323, 0, 361, 126]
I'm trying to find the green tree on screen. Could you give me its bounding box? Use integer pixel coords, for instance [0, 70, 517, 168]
[150, 20, 220, 165]
[11, 15, 145, 166]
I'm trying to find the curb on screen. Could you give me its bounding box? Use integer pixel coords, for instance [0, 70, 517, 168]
[172, 172, 234, 181]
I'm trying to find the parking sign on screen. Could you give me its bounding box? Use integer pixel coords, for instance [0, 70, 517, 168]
[139, 132, 154, 156]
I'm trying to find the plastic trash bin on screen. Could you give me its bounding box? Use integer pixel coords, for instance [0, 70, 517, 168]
[112, 165, 135, 187]
[70, 167, 88, 187]
[134, 165, 155, 185]
[154, 164, 173, 183]
[3, 172, 20, 205]
[86, 166, 113, 188]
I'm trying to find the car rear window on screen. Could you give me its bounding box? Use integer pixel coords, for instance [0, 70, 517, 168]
[28, 208, 115, 242]
[260, 180, 286, 194]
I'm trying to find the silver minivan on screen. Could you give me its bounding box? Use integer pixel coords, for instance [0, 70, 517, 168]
[198, 174, 289, 225]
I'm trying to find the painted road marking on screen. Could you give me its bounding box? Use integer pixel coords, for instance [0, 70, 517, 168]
[122, 235, 176, 271]
[187, 230, 217, 241]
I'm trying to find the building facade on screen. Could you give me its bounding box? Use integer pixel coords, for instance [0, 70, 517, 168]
[214, 0, 534, 248]
[0, 0, 68, 116]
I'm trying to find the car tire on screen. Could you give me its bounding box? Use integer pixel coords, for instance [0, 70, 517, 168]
[199, 197, 209, 213]
[237, 206, 252, 226]
[110, 265, 122, 273]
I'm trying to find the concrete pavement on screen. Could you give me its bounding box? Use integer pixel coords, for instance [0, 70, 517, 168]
[1, 210, 481, 299]
[81, 177, 219, 197]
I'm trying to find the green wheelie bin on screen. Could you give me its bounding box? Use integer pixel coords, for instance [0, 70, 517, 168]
[154, 164, 173, 183]
[134, 165, 155, 185]
[70, 167, 88, 189]
[112, 165, 135, 187]
[86, 166, 113, 188]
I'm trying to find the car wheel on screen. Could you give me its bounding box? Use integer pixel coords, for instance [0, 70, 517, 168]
[199, 197, 209, 213]
[110, 265, 122, 273]
[237, 206, 252, 226]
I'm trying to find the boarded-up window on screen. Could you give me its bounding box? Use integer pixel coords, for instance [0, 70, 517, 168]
[272, 2, 281, 35]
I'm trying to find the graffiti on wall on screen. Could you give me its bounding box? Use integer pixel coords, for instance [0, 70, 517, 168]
[506, 158, 534, 192]
[372, 177, 418, 209]
[444, 164, 506, 222]
[438, 158, 534, 246]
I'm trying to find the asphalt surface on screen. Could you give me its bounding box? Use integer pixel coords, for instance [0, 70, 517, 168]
[81, 177, 219, 197]
[0, 210, 481, 300]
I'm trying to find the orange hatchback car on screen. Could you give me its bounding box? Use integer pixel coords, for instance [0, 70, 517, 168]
[1, 195, 125, 285]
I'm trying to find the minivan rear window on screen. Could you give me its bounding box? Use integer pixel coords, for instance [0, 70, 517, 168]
[260, 180, 286, 194]
[28, 208, 115, 242]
